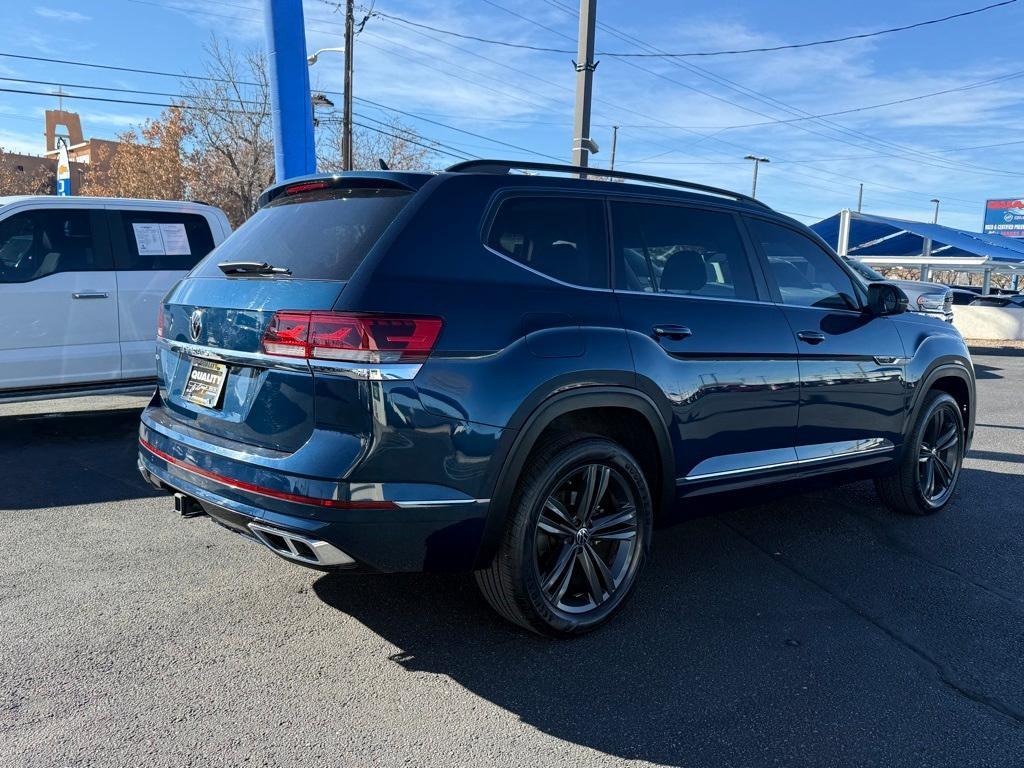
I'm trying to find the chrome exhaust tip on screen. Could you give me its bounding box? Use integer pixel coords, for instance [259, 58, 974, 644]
[248, 522, 355, 567]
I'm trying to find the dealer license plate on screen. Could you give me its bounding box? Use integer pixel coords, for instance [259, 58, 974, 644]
[182, 358, 228, 409]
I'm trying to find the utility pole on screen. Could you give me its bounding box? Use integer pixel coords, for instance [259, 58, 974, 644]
[857, 183, 863, 213]
[609, 125, 619, 172]
[744, 155, 769, 199]
[571, 0, 598, 173]
[342, 0, 355, 170]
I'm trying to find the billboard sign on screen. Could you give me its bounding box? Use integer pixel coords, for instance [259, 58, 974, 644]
[55, 137, 72, 197]
[983, 198, 1024, 238]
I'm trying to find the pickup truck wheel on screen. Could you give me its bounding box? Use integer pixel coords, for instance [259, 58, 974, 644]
[475, 433, 652, 637]
[875, 390, 964, 516]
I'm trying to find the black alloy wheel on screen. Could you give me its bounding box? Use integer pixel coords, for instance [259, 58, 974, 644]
[475, 433, 653, 636]
[534, 463, 641, 614]
[917, 403, 962, 508]
[876, 390, 965, 516]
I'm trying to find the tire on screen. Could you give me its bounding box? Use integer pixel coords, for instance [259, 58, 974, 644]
[875, 390, 965, 516]
[475, 432, 653, 637]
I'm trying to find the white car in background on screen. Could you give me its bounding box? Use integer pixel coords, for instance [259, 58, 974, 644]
[0, 196, 231, 402]
[843, 256, 954, 323]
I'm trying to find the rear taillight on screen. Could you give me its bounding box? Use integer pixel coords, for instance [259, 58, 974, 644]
[261, 312, 443, 364]
[157, 304, 165, 339]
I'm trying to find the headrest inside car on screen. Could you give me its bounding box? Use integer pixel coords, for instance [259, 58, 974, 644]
[660, 249, 706, 292]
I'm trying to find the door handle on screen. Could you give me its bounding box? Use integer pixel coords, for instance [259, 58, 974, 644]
[653, 324, 693, 341]
[797, 330, 826, 345]
[72, 292, 109, 299]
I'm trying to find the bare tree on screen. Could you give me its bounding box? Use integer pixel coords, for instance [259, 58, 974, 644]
[318, 115, 436, 172]
[182, 38, 275, 227]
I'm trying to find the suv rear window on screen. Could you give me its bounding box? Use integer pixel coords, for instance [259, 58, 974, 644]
[192, 187, 412, 280]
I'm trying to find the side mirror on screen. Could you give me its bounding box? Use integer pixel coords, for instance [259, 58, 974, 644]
[867, 282, 909, 316]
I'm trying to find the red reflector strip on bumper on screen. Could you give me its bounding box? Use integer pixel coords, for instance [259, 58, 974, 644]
[139, 437, 396, 510]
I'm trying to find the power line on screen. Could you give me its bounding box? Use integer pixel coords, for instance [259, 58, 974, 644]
[360, 1, 1017, 58]
[540, 0, 1022, 184]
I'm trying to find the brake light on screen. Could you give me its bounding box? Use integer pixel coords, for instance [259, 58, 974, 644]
[284, 180, 331, 195]
[262, 311, 312, 357]
[261, 312, 443, 363]
[157, 304, 165, 339]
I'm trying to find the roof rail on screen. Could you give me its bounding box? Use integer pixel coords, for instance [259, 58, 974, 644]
[445, 159, 769, 208]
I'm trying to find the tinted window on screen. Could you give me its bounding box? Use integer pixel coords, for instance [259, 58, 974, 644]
[116, 210, 215, 270]
[487, 196, 608, 288]
[0, 210, 110, 284]
[748, 219, 859, 310]
[611, 202, 756, 300]
[192, 187, 411, 280]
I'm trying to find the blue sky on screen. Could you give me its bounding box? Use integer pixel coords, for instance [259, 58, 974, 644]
[2, 0, 1023, 230]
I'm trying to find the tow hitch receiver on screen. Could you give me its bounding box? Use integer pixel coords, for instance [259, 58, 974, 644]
[173, 492, 205, 518]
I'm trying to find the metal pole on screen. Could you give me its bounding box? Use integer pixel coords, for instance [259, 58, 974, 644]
[931, 198, 940, 224]
[264, 0, 317, 181]
[982, 268, 992, 295]
[609, 125, 618, 172]
[744, 155, 768, 199]
[571, 0, 598, 171]
[837, 208, 852, 257]
[857, 183, 863, 213]
[342, 0, 355, 171]
[921, 237, 932, 282]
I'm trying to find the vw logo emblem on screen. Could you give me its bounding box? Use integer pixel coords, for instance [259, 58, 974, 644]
[575, 527, 591, 546]
[189, 309, 203, 342]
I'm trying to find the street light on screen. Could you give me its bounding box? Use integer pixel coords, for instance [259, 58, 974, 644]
[307, 47, 345, 66]
[931, 198, 941, 224]
[744, 154, 770, 199]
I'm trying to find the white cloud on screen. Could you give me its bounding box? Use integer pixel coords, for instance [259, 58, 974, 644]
[34, 7, 92, 23]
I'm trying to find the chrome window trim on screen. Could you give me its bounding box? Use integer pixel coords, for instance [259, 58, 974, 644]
[482, 243, 614, 294]
[611, 287, 777, 307]
[681, 438, 894, 482]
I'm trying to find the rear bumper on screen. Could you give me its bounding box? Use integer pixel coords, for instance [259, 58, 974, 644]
[138, 407, 492, 572]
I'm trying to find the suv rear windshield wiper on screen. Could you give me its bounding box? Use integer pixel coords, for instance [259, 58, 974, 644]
[217, 260, 292, 276]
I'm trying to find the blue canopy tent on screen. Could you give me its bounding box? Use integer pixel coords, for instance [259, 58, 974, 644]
[811, 211, 1024, 292]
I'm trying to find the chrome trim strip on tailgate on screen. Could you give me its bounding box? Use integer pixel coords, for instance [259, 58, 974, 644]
[161, 339, 422, 380]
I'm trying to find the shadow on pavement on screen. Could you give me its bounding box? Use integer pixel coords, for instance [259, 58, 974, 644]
[313, 468, 1024, 766]
[0, 409, 160, 510]
[972, 363, 1003, 380]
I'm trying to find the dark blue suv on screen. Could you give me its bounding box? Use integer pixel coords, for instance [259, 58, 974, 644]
[138, 160, 975, 636]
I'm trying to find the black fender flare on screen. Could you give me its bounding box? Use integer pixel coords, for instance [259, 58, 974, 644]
[905, 360, 976, 452]
[473, 386, 675, 569]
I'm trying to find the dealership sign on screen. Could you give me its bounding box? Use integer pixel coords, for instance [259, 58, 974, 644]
[983, 198, 1024, 238]
[55, 137, 72, 197]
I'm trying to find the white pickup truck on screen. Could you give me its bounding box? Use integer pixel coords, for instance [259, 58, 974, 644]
[0, 196, 231, 402]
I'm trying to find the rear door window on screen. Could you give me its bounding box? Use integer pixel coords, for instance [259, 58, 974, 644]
[112, 210, 215, 271]
[191, 186, 412, 280]
[486, 196, 608, 288]
[0, 209, 111, 283]
[610, 201, 757, 300]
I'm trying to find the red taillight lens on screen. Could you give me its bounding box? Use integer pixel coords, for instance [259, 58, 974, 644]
[157, 304, 165, 339]
[261, 312, 442, 363]
[262, 311, 312, 357]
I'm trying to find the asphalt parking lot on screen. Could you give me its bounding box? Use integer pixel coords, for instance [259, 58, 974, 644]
[2, 351, 1023, 768]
